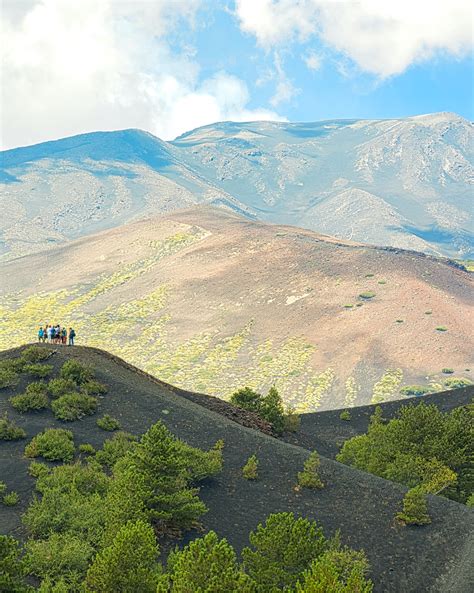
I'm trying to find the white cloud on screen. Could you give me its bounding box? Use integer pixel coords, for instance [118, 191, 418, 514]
[270, 52, 299, 106]
[235, 0, 473, 77]
[0, 0, 282, 149]
[304, 51, 322, 71]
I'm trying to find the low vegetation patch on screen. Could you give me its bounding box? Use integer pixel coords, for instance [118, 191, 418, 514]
[242, 455, 259, 480]
[23, 363, 53, 379]
[435, 326, 448, 332]
[79, 443, 96, 455]
[0, 412, 26, 440]
[82, 380, 107, 396]
[359, 291, 375, 299]
[24, 428, 75, 462]
[230, 386, 293, 434]
[444, 377, 472, 389]
[297, 451, 324, 489]
[0, 367, 19, 389]
[96, 414, 121, 431]
[442, 368, 454, 374]
[21, 346, 51, 363]
[51, 393, 98, 421]
[396, 487, 431, 526]
[2, 491, 20, 507]
[60, 359, 94, 385]
[400, 385, 433, 396]
[9, 390, 49, 413]
[339, 409, 351, 421]
[48, 377, 77, 398]
[337, 402, 472, 504]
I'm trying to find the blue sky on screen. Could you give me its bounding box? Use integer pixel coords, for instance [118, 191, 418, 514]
[1, 0, 472, 149]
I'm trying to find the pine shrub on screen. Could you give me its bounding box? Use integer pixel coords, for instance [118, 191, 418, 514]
[297, 452, 324, 489]
[48, 378, 76, 398]
[359, 291, 375, 299]
[9, 391, 49, 413]
[3, 491, 19, 506]
[96, 414, 121, 431]
[23, 364, 53, 379]
[242, 455, 259, 480]
[59, 360, 94, 385]
[28, 462, 50, 479]
[51, 393, 97, 421]
[24, 428, 75, 462]
[0, 367, 19, 389]
[444, 377, 472, 389]
[0, 535, 31, 593]
[95, 432, 138, 469]
[21, 346, 50, 363]
[81, 380, 107, 396]
[339, 410, 351, 421]
[0, 413, 26, 440]
[79, 443, 96, 455]
[396, 487, 431, 525]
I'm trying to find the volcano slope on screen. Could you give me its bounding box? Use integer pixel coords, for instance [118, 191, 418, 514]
[0, 345, 473, 593]
[0, 206, 472, 410]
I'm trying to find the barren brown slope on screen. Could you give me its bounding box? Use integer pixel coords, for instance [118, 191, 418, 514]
[1, 345, 473, 593]
[0, 206, 472, 410]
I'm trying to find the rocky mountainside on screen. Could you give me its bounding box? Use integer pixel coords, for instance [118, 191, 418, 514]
[0, 207, 472, 410]
[1, 112, 472, 259]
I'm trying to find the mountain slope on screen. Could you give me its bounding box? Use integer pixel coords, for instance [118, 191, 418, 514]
[1, 113, 472, 258]
[1, 344, 473, 593]
[0, 207, 472, 410]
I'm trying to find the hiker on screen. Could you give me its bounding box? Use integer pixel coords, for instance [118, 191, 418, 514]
[47, 325, 53, 343]
[61, 327, 67, 345]
[38, 326, 45, 342]
[68, 328, 76, 346]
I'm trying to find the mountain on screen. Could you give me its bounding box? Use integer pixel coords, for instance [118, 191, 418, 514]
[1, 344, 473, 593]
[1, 113, 472, 259]
[0, 207, 472, 410]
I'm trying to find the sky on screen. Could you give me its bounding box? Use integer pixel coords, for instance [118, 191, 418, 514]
[1, 0, 473, 150]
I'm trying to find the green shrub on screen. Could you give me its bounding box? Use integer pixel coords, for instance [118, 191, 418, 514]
[95, 432, 138, 469]
[400, 385, 433, 396]
[359, 291, 375, 299]
[86, 520, 161, 593]
[231, 386, 286, 434]
[79, 443, 96, 455]
[396, 319, 404, 323]
[283, 407, 301, 432]
[24, 532, 93, 586]
[364, 273, 374, 278]
[0, 367, 19, 389]
[339, 410, 351, 421]
[442, 368, 454, 374]
[467, 494, 474, 508]
[0, 481, 6, 496]
[297, 452, 324, 489]
[51, 393, 97, 421]
[157, 531, 252, 592]
[295, 547, 373, 592]
[48, 378, 76, 398]
[395, 487, 431, 525]
[435, 326, 448, 332]
[9, 391, 49, 413]
[26, 381, 49, 396]
[81, 380, 107, 396]
[378, 279, 386, 284]
[28, 461, 50, 479]
[242, 455, 259, 480]
[23, 363, 53, 378]
[444, 377, 473, 389]
[230, 387, 262, 413]
[0, 413, 26, 440]
[343, 304, 354, 309]
[242, 512, 328, 591]
[59, 360, 93, 385]
[96, 414, 121, 431]
[24, 428, 75, 462]
[0, 535, 32, 593]
[21, 346, 51, 363]
[3, 491, 19, 506]
[425, 310, 432, 315]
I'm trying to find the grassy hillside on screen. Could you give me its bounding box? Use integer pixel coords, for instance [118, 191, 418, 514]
[1, 345, 473, 592]
[0, 207, 472, 410]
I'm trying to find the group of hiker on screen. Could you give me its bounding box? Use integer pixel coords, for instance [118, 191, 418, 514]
[38, 325, 76, 346]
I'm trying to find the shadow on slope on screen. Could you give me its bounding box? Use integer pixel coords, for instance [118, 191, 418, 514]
[0, 344, 472, 593]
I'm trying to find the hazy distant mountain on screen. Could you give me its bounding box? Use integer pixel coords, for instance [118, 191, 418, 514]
[1, 112, 472, 258]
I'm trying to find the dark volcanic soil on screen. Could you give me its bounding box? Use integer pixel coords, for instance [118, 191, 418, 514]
[1, 344, 473, 593]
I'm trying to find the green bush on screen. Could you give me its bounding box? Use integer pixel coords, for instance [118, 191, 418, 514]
[51, 393, 97, 421]
[230, 387, 262, 413]
[295, 547, 373, 592]
[0, 367, 19, 389]
[95, 432, 138, 469]
[157, 531, 252, 592]
[79, 443, 96, 455]
[81, 380, 107, 395]
[297, 452, 324, 489]
[339, 410, 351, 421]
[9, 391, 49, 413]
[59, 360, 93, 385]
[24, 532, 93, 586]
[435, 326, 448, 332]
[48, 378, 76, 398]
[466, 494, 474, 508]
[283, 407, 301, 432]
[231, 386, 287, 434]
[21, 346, 50, 363]
[26, 381, 49, 396]
[442, 368, 454, 374]
[0, 413, 26, 440]
[395, 487, 431, 525]
[28, 461, 50, 479]
[242, 512, 328, 591]
[3, 491, 19, 506]
[242, 455, 259, 480]
[359, 291, 375, 299]
[0, 481, 5, 496]
[400, 385, 433, 396]
[96, 414, 121, 431]
[444, 377, 473, 389]
[86, 520, 161, 593]
[337, 402, 473, 503]
[23, 363, 53, 378]
[24, 428, 75, 462]
[0, 535, 32, 593]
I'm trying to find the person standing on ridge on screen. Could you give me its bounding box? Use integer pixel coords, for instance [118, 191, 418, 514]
[38, 326, 44, 342]
[68, 328, 76, 346]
